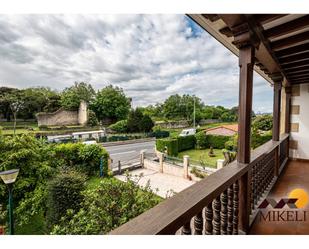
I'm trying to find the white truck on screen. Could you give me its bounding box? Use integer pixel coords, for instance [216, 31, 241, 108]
[179, 128, 196, 137]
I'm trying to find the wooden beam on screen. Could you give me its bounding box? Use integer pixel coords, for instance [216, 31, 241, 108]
[282, 60, 309, 70]
[279, 52, 309, 65]
[285, 66, 309, 74]
[254, 14, 287, 25]
[264, 15, 309, 40]
[202, 14, 220, 22]
[271, 31, 309, 51]
[275, 43, 309, 58]
[288, 76, 309, 81]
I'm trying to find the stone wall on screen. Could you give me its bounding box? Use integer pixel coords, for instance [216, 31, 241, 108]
[36, 101, 88, 127]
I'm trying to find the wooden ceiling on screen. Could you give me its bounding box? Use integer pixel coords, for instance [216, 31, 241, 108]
[188, 14, 309, 86]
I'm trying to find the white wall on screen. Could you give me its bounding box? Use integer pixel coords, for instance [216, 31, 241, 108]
[290, 83, 309, 160]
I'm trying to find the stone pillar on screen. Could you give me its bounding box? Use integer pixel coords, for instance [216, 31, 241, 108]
[78, 100, 88, 126]
[140, 150, 146, 167]
[183, 155, 189, 179]
[158, 152, 164, 173]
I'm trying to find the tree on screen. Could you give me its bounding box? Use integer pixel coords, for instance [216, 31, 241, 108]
[91, 85, 131, 124]
[3, 90, 25, 135]
[252, 114, 273, 131]
[61, 82, 95, 110]
[140, 114, 154, 132]
[127, 108, 144, 132]
[0, 87, 17, 121]
[87, 110, 99, 127]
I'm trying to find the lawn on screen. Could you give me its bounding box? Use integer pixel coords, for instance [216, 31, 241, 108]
[178, 148, 224, 168]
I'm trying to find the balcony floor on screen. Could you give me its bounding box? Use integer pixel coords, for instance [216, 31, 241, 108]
[250, 160, 309, 235]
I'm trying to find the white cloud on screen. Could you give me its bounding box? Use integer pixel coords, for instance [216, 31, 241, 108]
[0, 14, 273, 112]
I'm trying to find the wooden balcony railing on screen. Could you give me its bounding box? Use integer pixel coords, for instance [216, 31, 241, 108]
[110, 134, 289, 235]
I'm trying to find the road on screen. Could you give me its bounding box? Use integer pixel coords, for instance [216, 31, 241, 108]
[104, 141, 156, 167]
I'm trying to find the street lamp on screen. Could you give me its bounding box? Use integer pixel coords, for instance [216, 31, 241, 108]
[0, 169, 19, 235]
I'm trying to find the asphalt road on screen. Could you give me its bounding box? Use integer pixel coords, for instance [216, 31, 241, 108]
[105, 141, 156, 167]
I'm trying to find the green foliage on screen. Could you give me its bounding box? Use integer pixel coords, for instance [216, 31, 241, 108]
[127, 108, 144, 132]
[51, 176, 162, 235]
[194, 132, 230, 149]
[87, 110, 99, 127]
[91, 85, 131, 123]
[109, 120, 128, 133]
[224, 135, 238, 151]
[190, 167, 207, 179]
[53, 143, 109, 176]
[252, 114, 273, 131]
[61, 82, 95, 111]
[47, 170, 86, 228]
[195, 131, 208, 149]
[0, 134, 57, 227]
[251, 130, 272, 149]
[140, 114, 154, 132]
[156, 138, 178, 156]
[207, 134, 230, 149]
[177, 135, 196, 152]
[148, 130, 170, 138]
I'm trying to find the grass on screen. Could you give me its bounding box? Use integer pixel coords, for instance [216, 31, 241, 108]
[178, 148, 224, 168]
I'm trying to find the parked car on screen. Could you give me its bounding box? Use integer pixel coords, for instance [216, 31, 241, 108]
[179, 128, 196, 137]
[82, 140, 97, 145]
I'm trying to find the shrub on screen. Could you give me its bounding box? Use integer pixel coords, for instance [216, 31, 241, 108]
[51, 176, 162, 235]
[47, 170, 86, 228]
[207, 134, 230, 149]
[156, 138, 178, 156]
[225, 135, 238, 151]
[251, 131, 272, 149]
[177, 135, 196, 152]
[195, 131, 208, 149]
[140, 115, 154, 132]
[108, 120, 128, 133]
[252, 114, 273, 131]
[148, 130, 170, 138]
[87, 110, 99, 127]
[53, 143, 109, 176]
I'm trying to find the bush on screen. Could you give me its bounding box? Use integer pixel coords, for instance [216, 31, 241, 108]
[252, 114, 273, 131]
[195, 131, 208, 149]
[251, 131, 272, 149]
[47, 170, 86, 228]
[156, 138, 178, 156]
[108, 120, 128, 133]
[224, 135, 238, 151]
[177, 135, 196, 152]
[148, 130, 170, 138]
[51, 176, 162, 235]
[87, 110, 99, 127]
[139, 115, 154, 132]
[53, 143, 109, 176]
[207, 135, 230, 149]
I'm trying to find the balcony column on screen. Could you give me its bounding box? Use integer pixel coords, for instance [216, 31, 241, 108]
[236, 31, 262, 234]
[284, 86, 291, 134]
[271, 74, 283, 177]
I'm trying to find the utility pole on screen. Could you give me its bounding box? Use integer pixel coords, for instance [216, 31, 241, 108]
[193, 97, 196, 129]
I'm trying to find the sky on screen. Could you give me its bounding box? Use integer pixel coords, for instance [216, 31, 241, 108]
[0, 14, 273, 113]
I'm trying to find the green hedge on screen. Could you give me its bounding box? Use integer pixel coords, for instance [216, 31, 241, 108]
[195, 131, 230, 149]
[47, 170, 86, 228]
[156, 138, 178, 156]
[147, 130, 170, 138]
[177, 135, 196, 152]
[53, 143, 109, 176]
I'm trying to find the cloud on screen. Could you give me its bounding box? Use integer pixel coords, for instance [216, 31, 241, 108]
[0, 14, 273, 112]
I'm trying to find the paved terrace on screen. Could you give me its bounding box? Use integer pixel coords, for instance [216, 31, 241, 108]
[115, 168, 196, 198]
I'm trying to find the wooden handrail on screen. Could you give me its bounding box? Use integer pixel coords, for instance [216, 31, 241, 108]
[110, 134, 289, 235]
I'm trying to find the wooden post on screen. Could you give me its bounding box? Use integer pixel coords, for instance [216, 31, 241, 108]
[285, 87, 291, 134]
[237, 45, 254, 164]
[118, 161, 121, 175]
[272, 76, 282, 177]
[237, 44, 255, 234]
